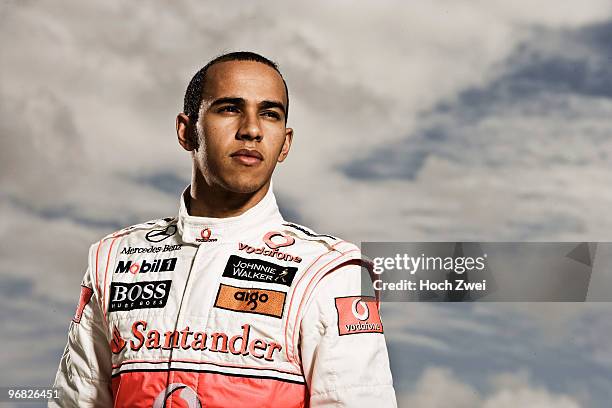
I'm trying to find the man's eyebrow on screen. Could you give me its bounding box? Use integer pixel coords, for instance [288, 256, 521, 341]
[208, 97, 286, 115]
[209, 97, 245, 107]
[259, 100, 286, 115]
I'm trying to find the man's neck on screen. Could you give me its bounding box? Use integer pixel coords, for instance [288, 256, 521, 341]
[187, 179, 270, 218]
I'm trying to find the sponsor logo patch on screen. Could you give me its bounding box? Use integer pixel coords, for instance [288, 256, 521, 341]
[120, 244, 182, 255]
[335, 296, 383, 335]
[114, 257, 177, 274]
[110, 321, 283, 361]
[196, 228, 218, 243]
[237, 243, 302, 264]
[222, 255, 297, 286]
[214, 284, 286, 318]
[73, 285, 94, 324]
[108, 280, 172, 312]
[145, 225, 177, 242]
[263, 231, 295, 249]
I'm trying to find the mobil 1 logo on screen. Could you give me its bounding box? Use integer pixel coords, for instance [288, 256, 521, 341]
[222, 255, 298, 287]
[108, 280, 171, 312]
[114, 257, 177, 275]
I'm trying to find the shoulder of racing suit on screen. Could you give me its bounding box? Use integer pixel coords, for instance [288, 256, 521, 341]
[100, 217, 178, 241]
[84, 217, 179, 297]
[276, 221, 370, 367]
[279, 221, 356, 254]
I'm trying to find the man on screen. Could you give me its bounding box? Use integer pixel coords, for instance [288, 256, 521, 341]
[52, 52, 397, 407]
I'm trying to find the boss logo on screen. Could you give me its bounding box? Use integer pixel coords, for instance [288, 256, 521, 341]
[109, 280, 172, 312]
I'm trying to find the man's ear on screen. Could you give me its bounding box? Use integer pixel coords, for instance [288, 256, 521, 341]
[277, 127, 293, 163]
[176, 113, 198, 151]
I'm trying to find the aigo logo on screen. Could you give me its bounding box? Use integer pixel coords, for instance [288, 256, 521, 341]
[214, 284, 286, 318]
[233, 289, 269, 310]
[263, 231, 295, 249]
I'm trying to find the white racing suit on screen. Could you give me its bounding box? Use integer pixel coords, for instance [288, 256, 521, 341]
[51, 186, 397, 407]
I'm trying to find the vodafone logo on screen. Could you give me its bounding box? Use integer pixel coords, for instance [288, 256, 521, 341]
[196, 228, 217, 242]
[201, 228, 211, 240]
[152, 383, 201, 408]
[263, 231, 295, 249]
[351, 298, 370, 321]
[335, 296, 383, 335]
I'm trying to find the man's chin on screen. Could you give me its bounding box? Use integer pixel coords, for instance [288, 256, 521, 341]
[220, 178, 269, 195]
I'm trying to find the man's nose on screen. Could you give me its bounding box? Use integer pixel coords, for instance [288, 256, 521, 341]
[236, 111, 263, 142]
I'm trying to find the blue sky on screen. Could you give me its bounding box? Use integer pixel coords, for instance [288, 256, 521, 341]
[1, 1, 612, 406]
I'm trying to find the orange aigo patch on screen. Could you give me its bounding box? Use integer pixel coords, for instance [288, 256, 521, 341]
[214, 284, 286, 319]
[335, 296, 384, 336]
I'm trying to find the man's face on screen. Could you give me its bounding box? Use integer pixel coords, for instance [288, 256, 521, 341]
[188, 60, 292, 194]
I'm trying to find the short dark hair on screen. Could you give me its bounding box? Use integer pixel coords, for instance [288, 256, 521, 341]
[183, 51, 289, 123]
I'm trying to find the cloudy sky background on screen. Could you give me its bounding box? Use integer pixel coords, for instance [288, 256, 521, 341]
[2, 1, 612, 406]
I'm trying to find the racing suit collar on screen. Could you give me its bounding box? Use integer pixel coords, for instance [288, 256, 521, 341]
[177, 183, 284, 244]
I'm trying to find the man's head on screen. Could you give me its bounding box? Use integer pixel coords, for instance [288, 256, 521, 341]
[183, 52, 289, 124]
[176, 52, 293, 195]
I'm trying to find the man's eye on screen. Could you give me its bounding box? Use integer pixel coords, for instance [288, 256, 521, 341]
[262, 111, 281, 120]
[219, 106, 239, 113]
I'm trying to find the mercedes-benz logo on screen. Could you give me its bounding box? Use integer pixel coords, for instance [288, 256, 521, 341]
[146, 225, 177, 243]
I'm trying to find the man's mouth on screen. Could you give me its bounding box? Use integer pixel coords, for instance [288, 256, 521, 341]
[230, 149, 264, 166]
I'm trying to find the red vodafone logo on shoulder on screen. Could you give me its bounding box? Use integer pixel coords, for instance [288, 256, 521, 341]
[263, 231, 295, 249]
[351, 298, 370, 320]
[335, 296, 383, 336]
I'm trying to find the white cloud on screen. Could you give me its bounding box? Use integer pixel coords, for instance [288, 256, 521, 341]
[399, 367, 482, 408]
[399, 367, 582, 408]
[2, 0, 612, 242]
